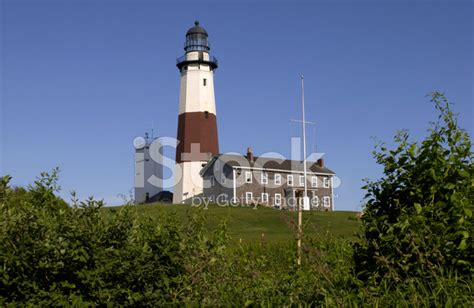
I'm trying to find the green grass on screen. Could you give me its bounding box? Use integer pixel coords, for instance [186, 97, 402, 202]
[125, 204, 360, 244]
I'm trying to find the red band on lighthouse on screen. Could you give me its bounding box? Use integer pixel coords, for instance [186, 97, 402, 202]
[176, 111, 219, 163]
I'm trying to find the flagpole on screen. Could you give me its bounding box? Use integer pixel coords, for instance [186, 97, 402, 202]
[297, 74, 307, 266]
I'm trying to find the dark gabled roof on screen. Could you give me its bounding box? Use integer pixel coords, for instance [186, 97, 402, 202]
[201, 154, 335, 176]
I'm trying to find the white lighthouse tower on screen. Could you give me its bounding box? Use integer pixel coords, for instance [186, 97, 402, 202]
[173, 21, 219, 204]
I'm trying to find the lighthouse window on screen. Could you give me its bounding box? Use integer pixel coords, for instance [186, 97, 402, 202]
[203, 78, 207, 86]
[204, 111, 209, 118]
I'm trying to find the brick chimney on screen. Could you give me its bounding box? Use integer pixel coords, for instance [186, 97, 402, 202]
[317, 158, 324, 168]
[246, 147, 254, 162]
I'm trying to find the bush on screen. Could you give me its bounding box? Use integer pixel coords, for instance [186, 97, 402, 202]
[354, 92, 473, 284]
[1, 107, 473, 308]
[0, 172, 183, 305]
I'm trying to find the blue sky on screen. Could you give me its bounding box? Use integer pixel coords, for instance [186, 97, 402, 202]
[1, 0, 472, 210]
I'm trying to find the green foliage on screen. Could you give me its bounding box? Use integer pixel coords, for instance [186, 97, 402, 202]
[0, 173, 183, 305]
[355, 92, 473, 284]
[0, 175, 12, 203]
[2, 112, 473, 308]
[27, 168, 69, 211]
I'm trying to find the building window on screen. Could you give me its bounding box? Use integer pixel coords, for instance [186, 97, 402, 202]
[210, 176, 215, 187]
[204, 111, 209, 118]
[203, 78, 207, 86]
[274, 193, 281, 206]
[261, 172, 268, 184]
[274, 174, 281, 185]
[323, 177, 330, 188]
[323, 196, 330, 208]
[245, 171, 252, 183]
[261, 193, 268, 203]
[311, 191, 319, 208]
[287, 175, 294, 186]
[311, 176, 318, 188]
[245, 192, 253, 204]
[299, 175, 305, 187]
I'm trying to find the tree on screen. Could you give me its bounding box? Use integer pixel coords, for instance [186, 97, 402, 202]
[354, 92, 473, 282]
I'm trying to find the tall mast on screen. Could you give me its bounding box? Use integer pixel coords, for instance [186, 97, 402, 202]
[301, 75, 308, 206]
[297, 74, 308, 266]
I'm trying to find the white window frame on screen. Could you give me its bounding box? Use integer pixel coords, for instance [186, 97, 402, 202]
[299, 175, 305, 187]
[323, 177, 330, 188]
[261, 172, 268, 184]
[274, 193, 282, 206]
[245, 171, 252, 183]
[323, 196, 330, 208]
[311, 176, 318, 188]
[261, 192, 268, 203]
[311, 191, 319, 208]
[287, 175, 294, 186]
[274, 173, 281, 185]
[245, 192, 253, 204]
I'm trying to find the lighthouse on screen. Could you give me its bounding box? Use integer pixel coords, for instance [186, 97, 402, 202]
[173, 21, 219, 204]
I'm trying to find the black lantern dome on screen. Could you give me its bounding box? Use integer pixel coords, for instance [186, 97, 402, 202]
[177, 21, 218, 71]
[186, 20, 208, 36]
[184, 21, 210, 52]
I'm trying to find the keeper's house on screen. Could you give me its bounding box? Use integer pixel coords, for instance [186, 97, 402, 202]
[200, 148, 336, 210]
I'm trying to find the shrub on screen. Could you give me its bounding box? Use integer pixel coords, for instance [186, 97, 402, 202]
[1, 119, 473, 308]
[0, 172, 183, 305]
[354, 92, 473, 283]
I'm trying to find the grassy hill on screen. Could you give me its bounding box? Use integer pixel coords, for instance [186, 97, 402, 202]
[128, 204, 361, 244]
